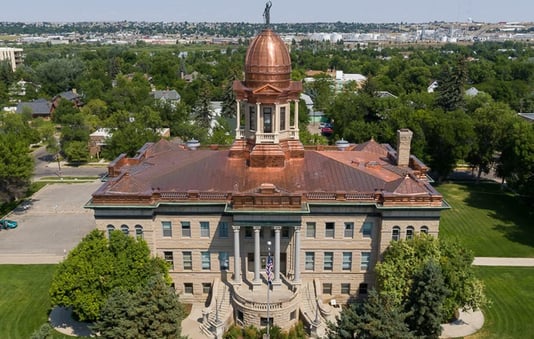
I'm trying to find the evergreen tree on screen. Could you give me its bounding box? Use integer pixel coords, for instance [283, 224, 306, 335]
[405, 261, 449, 338]
[93, 275, 185, 339]
[436, 56, 468, 112]
[192, 81, 213, 129]
[328, 289, 413, 339]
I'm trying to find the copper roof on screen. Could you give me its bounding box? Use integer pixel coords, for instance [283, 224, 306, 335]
[244, 28, 291, 89]
[91, 139, 442, 208]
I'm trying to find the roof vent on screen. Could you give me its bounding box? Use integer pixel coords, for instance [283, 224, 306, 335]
[186, 139, 200, 150]
[335, 139, 350, 151]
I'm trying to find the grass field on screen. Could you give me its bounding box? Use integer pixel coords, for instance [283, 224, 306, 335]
[469, 267, 534, 339]
[0, 265, 72, 339]
[438, 182, 534, 257]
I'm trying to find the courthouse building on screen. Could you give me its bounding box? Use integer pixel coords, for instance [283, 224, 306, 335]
[87, 24, 445, 337]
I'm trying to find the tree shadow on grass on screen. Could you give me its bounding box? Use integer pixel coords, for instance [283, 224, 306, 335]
[451, 182, 534, 250]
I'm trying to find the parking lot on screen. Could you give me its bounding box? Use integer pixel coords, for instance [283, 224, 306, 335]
[0, 181, 103, 264]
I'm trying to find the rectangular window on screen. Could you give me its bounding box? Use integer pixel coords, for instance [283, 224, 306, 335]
[324, 252, 333, 271]
[280, 107, 286, 130]
[342, 252, 352, 271]
[325, 222, 335, 238]
[360, 252, 371, 271]
[162, 221, 172, 237]
[202, 283, 211, 294]
[344, 222, 354, 238]
[362, 222, 373, 238]
[306, 222, 316, 238]
[183, 251, 192, 270]
[322, 283, 332, 295]
[249, 106, 256, 130]
[181, 221, 191, 237]
[282, 227, 289, 238]
[305, 252, 315, 271]
[184, 283, 193, 294]
[244, 227, 252, 238]
[219, 252, 229, 270]
[200, 221, 210, 237]
[201, 251, 211, 270]
[164, 251, 174, 269]
[341, 283, 351, 294]
[290, 310, 296, 320]
[359, 283, 368, 295]
[218, 222, 228, 238]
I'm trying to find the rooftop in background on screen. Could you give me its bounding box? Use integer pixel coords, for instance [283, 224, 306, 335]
[518, 113, 534, 123]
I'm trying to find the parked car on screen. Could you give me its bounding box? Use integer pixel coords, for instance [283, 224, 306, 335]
[0, 219, 18, 229]
[321, 123, 334, 136]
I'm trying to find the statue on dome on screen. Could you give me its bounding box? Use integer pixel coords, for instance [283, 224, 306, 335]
[263, 1, 272, 26]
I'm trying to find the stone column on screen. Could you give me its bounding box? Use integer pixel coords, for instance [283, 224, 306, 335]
[235, 100, 241, 133]
[253, 226, 261, 284]
[294, 100, 299, 131]
[232, 226, 241, 284]
[293, 226, 301, 282]
[256, 103, 261, 132]
[273, 226, 281, 285]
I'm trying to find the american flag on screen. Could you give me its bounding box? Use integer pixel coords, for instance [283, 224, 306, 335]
[266, 254, 274, 285]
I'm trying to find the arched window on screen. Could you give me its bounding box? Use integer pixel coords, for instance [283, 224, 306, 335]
[106, 224, 115, 238]
[420, 226, 429, 234]
[120, 224, 129, 235]
[392, 226, 400, 241]
[406, 226, 414, 239]
[135, 225, 144, 239]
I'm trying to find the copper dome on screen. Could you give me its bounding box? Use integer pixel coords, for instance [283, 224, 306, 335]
[244, 28, 291, 89]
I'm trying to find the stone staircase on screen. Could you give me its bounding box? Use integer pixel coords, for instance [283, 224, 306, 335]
[300, 281, 327, 338]
[200, 279, 232, 338]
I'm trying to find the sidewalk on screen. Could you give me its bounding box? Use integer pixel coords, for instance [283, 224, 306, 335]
[473, 257, 534, 266]
[441, 309, 484, 338]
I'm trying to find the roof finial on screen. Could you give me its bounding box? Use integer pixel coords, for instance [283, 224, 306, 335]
[263, 1, 272, 26]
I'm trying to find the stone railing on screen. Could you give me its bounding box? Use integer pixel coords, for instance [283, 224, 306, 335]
[255, 132, 278, 143]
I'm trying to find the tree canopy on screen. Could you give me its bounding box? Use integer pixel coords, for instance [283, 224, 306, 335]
[49, 229, 168, 322]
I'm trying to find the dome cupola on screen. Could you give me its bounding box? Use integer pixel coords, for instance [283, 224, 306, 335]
[244, 28, 291, 89]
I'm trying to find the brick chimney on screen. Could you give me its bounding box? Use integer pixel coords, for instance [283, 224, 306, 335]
[396, 129, 413, 167]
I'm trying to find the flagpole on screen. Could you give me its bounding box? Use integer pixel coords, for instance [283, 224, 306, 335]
[267, 240, 271, 339]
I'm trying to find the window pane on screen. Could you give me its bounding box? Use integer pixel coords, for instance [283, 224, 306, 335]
[201, 251, 211, 270]
[202, 283, 211, 294]
[219, 252, 229, 270]
[344, 222, 353, 238]
[120, 224, 129, 235]
[162, 221, 172, 237]
[406, 226, 414, 239]
[325, 222, 335, 238]
[362, 222, 372, 237]
[164, 251, 174, 269]
[183, 251, 192, 270]
[360, 252, 370, 271]
[135, 225, 143, 239]
[342, 252, 352, 270]
[341, 283, 350, 294]
[181, 221, 191, 237]
[107, 225, 115, 238]
[200, 221, 210, 237]
[323, 283, 332, 295]
[184, 283, 193, 294]
[358, 283, 368, 295]
[421, 226, 429, 234]
[392, 226, 400, 241]
[305, 252, 315, 270]
[306, 222, 315, 238]
[324, 252, 333, 270]
[218, 222, 228, 238]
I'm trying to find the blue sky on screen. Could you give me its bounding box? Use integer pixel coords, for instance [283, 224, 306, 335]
[1, 0, 532, 23]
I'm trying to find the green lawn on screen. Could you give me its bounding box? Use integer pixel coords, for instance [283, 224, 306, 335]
[438, 182, 534, 257]
[0, 265, 73, 339]
[469, 267, 534, 339]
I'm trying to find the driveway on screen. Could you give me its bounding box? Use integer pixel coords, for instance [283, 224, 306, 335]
[0, 181, 102, 264]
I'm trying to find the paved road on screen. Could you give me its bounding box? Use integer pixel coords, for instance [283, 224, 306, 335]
[0, 181, 102, 264]
[32, 146, 107, 180]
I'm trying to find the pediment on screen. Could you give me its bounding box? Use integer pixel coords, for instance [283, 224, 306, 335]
[252, 84, 283, 94]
